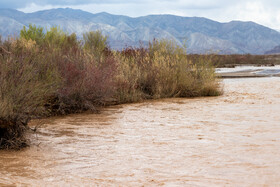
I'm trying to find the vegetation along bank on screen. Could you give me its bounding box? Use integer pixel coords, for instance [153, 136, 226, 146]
[0, 24, 222, 149]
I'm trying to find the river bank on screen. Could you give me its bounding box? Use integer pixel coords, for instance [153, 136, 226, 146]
[1, 77, 279, 186]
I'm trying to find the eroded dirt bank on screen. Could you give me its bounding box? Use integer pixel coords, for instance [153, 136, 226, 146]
[0, 77, 280, 186]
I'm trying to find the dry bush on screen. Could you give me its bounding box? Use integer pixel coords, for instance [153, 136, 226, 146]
[0, 37, 59, 149]
[115, 39, 222, 102]
[54, 51, 118, 114]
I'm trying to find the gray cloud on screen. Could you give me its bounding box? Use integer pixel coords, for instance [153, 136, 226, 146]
[0, 0, 147, 9]
[0, 0, 28, 9]
[1, 0, 277, 10]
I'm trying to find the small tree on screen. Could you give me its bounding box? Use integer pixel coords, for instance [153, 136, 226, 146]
[45, 26, 66, 46]
[45, 26, 79, 49]
[20, 24, 45, 45]
[83, 30, 108, 60]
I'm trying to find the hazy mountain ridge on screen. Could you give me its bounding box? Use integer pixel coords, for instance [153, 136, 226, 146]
[0, 8, 280, 54]
[265, 45, 280, 54]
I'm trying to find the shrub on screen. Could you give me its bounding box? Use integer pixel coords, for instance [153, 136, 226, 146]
[45, 27, 79, 51]
[40, 29, 117, 114]
[51, 49, 117, 114]
[0, 37, 59, 149]
[115, 38, 222, 102]
[115, 48, 147, 103]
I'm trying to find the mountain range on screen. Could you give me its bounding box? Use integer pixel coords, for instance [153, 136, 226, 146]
[264, 45, 280, 54]
[0, 8, 280, 54]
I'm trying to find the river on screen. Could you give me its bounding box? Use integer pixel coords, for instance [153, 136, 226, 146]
[0, 77, 280, 186]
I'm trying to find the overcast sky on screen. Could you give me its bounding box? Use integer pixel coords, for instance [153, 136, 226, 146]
[1, 0, 280, 30]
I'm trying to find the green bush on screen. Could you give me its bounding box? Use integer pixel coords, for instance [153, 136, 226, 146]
[83, 30, 109, 60]
[45, 27, 79, 51]
[20, 24, 45, 45]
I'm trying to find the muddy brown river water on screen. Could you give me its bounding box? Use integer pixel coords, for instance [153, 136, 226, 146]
[1, 77, 280, 186]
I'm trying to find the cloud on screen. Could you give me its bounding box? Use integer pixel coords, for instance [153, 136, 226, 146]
[0, 0, 28, 9]
[0, 0, 148, 9]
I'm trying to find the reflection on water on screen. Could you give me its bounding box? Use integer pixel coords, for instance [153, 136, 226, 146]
[1, 78, 280, 186]
[255, 69, 280, 75]
[216, 65, 280, 76]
